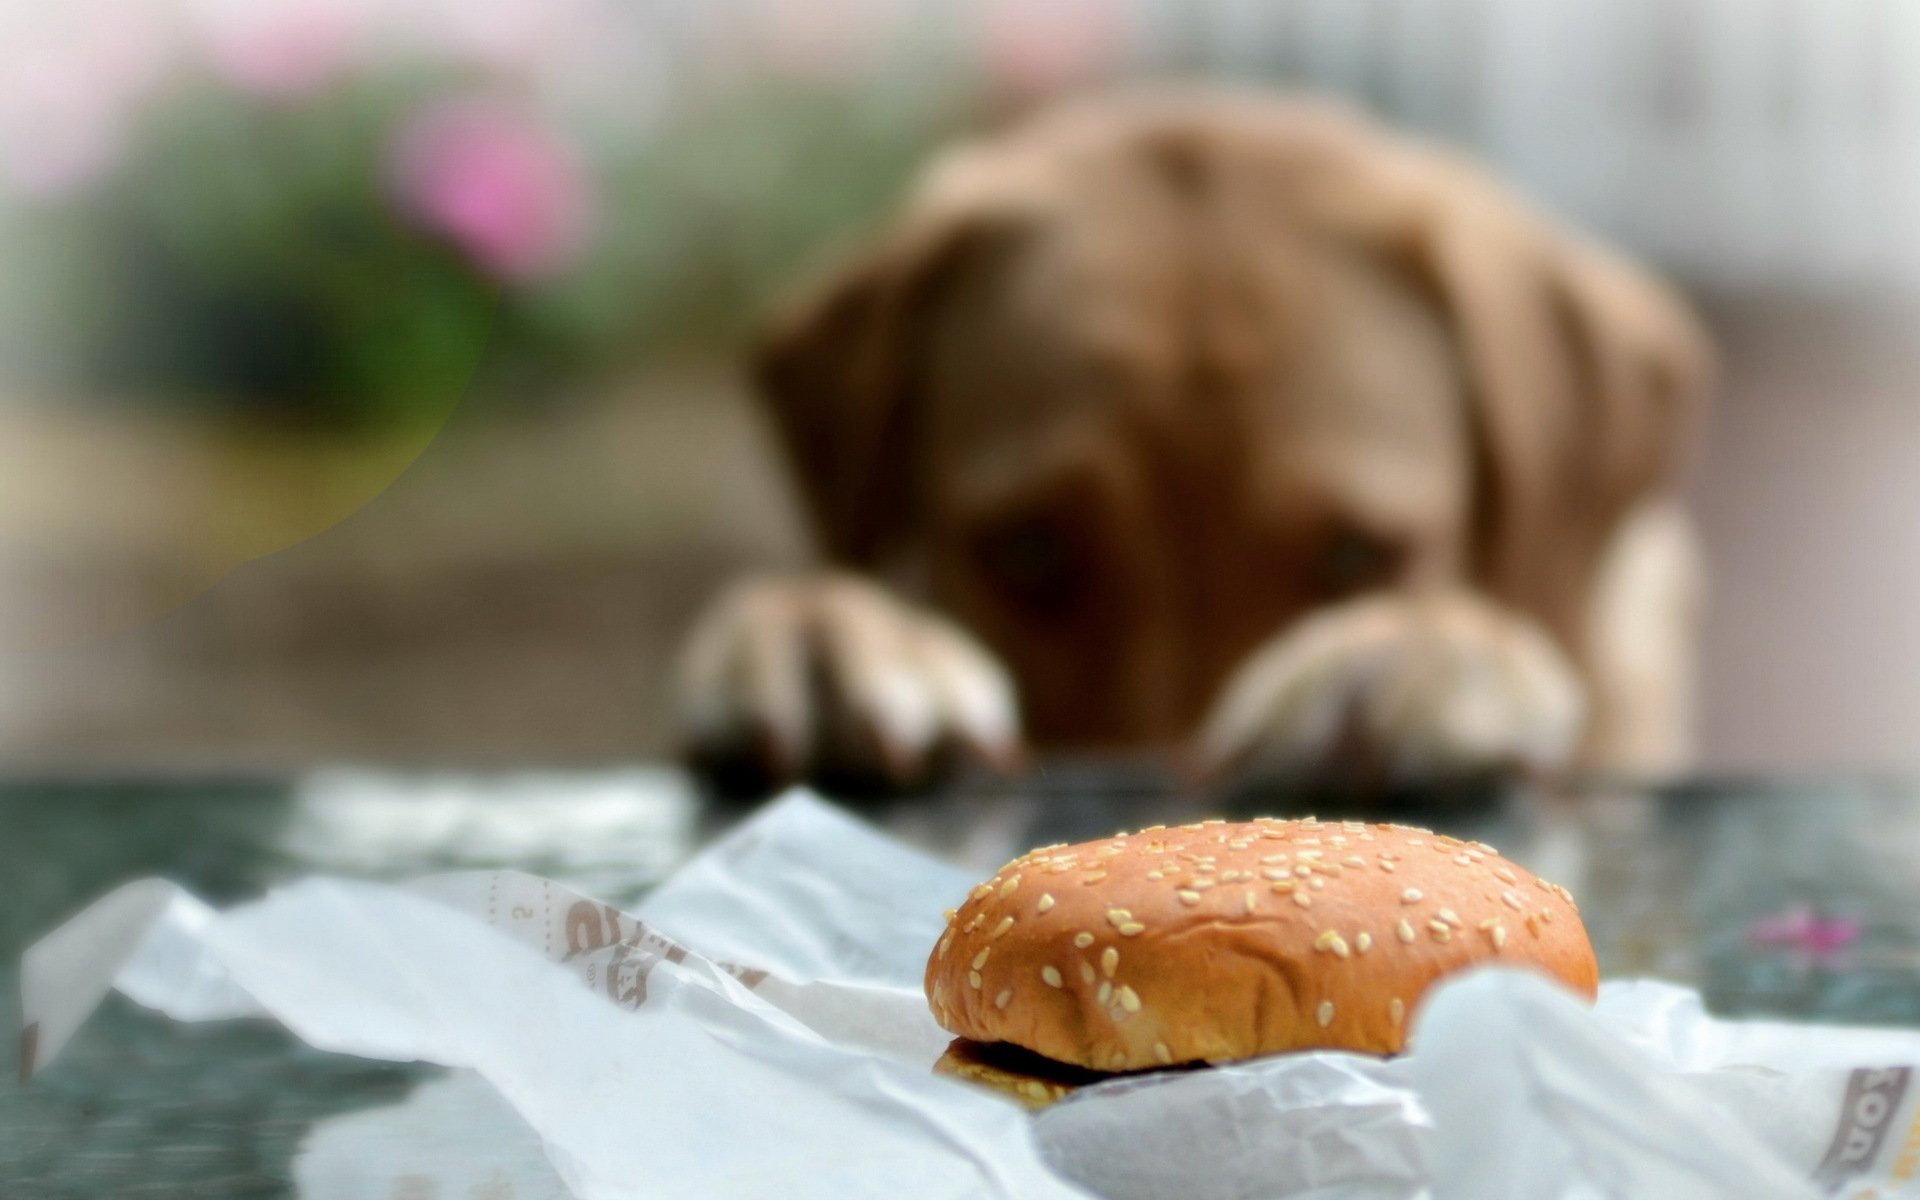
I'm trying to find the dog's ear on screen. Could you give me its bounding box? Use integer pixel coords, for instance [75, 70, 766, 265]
[1411, 195, 1714, 630]
[752, 209, 1028, 568]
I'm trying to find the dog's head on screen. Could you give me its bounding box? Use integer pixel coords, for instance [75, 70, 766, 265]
[754, 91, 1711, 747]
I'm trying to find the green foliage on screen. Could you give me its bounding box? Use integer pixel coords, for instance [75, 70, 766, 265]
[0, 72, 965, 428]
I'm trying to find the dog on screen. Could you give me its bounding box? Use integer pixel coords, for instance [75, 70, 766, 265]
[675, 88, 1711, 795]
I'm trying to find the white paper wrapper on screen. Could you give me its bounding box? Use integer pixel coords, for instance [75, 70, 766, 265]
[22, 791, 1920, 1199]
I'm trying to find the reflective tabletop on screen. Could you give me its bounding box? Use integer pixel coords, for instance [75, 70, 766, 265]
[6, 767, 1920, 1197]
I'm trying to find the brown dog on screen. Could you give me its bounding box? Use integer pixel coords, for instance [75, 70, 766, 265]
[677, 88, 1710, 793]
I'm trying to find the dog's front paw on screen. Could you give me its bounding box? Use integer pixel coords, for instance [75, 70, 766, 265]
[1197, 592, 1585, 787]
[675, 573, 1022, 795]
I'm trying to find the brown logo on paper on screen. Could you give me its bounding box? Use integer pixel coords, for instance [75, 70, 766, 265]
[561, 899, 769, 1010]
[1814, 1067, 1911, 1192]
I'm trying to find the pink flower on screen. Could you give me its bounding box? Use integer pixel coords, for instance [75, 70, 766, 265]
[1748, 903, 1862, 967]
[980, 0, 1128, 102]
[389, 97, 593, 284]
[0, 1, 173, 197]
[193, 0, 366, 101]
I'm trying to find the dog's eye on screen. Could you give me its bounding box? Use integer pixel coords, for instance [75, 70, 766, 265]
[1321, 529, 1402, 594]
[971, 517, 1085, 617]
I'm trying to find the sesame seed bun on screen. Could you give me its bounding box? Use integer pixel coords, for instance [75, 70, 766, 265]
[925, 817, 1596, 1080]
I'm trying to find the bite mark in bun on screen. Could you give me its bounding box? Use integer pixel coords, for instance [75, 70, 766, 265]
[925, 817, 1596, 1102]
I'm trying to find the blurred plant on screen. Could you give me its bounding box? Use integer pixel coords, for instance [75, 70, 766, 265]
[0, 0, 988, 428]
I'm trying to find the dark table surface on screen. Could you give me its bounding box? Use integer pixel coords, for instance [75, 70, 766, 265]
[7, 765, 1920, 1197]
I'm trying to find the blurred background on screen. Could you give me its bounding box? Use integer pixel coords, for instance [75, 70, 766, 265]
[2, 0, 1918, 774]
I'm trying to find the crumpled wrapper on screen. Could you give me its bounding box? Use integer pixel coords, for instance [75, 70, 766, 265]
[22, 791, 1920, 1199]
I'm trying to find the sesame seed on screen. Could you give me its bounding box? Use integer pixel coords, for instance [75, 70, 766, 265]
[1119, 922, 1146, 936]
[964, 914, 985, 932]
[1271, 879, 1296, 893]
[1145, 870, 1164, 881]
[968, 971, 982, 989]
[1294, 891, 1313, 908]
[1297, 850, 1323, 860]
[1535, 878, 1554, 892]
[1315, 930, 1351, 958]
[1310, 877, 1326, 890]
[1503, 891, 1524, 910]
[1097, 981, 1112, 1005]
[1037, 894, 1056, 913]
[1082, 871, 1108, 884]
[1118, 985, 1141, 1013]
[1454, 855, 1473, 866]
[943, 908, 958, 921]
[937, 935, 952, 958]
[972, 948, 991, 969]
[1080, 962, 1097, 985]
[1073, 931, 1095, 948]
[1154, 1042, 1173, 1064]
[1525, 913, 1542, 935]
[971, 884, 992, 901]
[1492, 925, 1509, 950]
[1541, 908, 1554, 923]
[995, 988, 1013, 1009]
[1406, 838, 1425, 846]
[1041, 966, 1063, 988]
[1261, 853, 1289, 864]
[1389, 998, 1405, 1025]
[1107, 908, 1132, 927]
[1178, 889, 1203, 905]
[1001, 875, 1022, 897]
[1428, 921, 1453, 942]
[1436, 908, 1461, 928]
[1494, 867, 1519, 884]
[1317, 1000, 1335, 1027]
[1261, 868, 1290, 881]
[1344, 856, 1366, 868]
[991, 916, 1016, 939]
[1190, 879, 1218, 891]
[1380, 861, 1398, 873]
[1295, 865, 1313, 877]
[1397, 919, 1416, 943]
[1355, 932, 1373, 953]
[1402, 888, 1424, 904]
[1244, 891, 1259, 914]
[1101, 947, 1119, 977]
[1109, 1050, 1128, 1069]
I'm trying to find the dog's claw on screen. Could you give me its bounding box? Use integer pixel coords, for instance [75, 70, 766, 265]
[675, 573, 1023, 795]
[1194, 591, 1586, 789]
